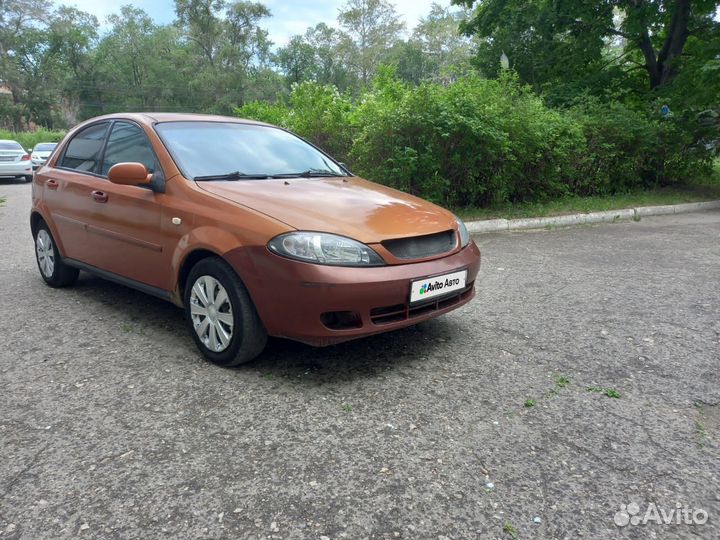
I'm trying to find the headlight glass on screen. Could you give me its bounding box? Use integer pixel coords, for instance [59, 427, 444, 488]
[268, 232, 385, 266]
[456, 217, 470, 248]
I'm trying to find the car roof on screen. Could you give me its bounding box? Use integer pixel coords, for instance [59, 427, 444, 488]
[80, 112, 272, 127]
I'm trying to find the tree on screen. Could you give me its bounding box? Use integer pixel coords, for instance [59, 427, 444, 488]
[174, 0, 272, 112]
[275, 35, 317, 85]
[275, 23, 356, 90]
[453, 0, 719, 92]
[46, 7, 99, 123]
[338, 0, 405, 85]
[0, 0, 52, 128]
[95, 7, 177, 111]
[413, 3, 474, 78]
[391, 3, 474, 84]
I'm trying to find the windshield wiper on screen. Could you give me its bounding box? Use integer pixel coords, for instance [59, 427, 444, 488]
[194, 171, 270, 181]
[272, 169, 346, 178]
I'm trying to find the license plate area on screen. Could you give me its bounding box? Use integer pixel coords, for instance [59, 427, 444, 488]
[410, 269, 468, 304]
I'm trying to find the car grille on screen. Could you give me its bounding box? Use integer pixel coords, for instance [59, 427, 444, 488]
[370, 282, 474, 325]
[382, 230, 456, 260]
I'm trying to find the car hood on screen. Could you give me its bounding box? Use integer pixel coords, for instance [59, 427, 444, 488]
[33, 152, 52, 158]
[196, 176, 457, 243]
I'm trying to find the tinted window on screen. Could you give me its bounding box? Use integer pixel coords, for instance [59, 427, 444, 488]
[100, 122, 158, 176]
[34, 143, 57, 151]
[60, 123, 109, 172]
[155, 122, 344, 179]
[0, 141, 23, 151]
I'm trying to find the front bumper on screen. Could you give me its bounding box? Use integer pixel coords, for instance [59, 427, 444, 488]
[0, 162, 32, 177]
[225, 242, 481, 346]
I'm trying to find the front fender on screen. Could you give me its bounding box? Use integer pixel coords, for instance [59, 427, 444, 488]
[170, 226, 255, 305]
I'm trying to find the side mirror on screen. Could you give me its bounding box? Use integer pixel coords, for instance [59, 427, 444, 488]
[108, 162, 152, 186]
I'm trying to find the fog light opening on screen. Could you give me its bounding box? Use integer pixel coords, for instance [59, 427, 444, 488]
[320, 311, 363, 330]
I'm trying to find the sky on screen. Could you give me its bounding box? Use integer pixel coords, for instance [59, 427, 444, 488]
[57, 0, 455, 45]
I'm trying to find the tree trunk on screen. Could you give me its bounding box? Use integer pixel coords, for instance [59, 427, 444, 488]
[636, 0, 691, 89]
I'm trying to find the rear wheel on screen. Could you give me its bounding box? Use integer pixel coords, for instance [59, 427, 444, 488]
[184, 257, 267, 366]
[34, 223, 79, 287]
[23, 175, 33, 183]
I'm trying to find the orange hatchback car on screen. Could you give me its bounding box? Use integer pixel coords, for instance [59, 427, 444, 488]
[31, 114, 481, 365]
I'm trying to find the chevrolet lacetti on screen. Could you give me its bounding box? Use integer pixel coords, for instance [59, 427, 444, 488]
[31, 114, 481, 365]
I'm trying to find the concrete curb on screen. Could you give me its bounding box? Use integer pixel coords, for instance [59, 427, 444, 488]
[466, 200, 720, 234]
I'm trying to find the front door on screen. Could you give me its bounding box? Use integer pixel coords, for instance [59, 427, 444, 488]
[81, 121, 171, 291]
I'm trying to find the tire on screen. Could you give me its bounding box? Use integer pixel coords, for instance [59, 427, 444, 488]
[24, 175, 33, 183]
[34, 223, 79, 288]
[184, 257, 267, 366]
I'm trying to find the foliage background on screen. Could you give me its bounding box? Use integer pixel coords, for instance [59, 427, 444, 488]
[238, 70, 714, 207]
[1, 0, 718, 207]
[0, 129, 65, 150]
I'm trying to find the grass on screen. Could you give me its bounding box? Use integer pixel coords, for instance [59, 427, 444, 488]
[695, 406, 709, 449]
[587, 386, 621, 399]
[525, 375, 571, 408]
[695, 420, 707, 449]
[503, 521, 518, 538]
[456, 182, 720, 222]
[0, 196, 5, 207]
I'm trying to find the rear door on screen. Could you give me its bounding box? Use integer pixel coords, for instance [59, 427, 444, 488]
[43, 122, 110, 262]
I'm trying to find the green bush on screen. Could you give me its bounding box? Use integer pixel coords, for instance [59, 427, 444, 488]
[350, 72, 585, 205]
[237, 82, 354, 163]
[567, 99, 713, 195]
[237, 71, 711, 207]
[0, 129, 66, 151]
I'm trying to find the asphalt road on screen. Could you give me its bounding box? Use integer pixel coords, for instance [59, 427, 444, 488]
[1, 180, 718, 540]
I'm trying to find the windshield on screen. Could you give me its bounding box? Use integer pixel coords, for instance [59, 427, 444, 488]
[34, 143, 57, 151]
[155, 121, 346, 180]
[0, 141, 23, 151]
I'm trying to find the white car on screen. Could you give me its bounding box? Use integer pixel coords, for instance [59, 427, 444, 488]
[0, 140, 33, 182]
[30, 142, 58, 170]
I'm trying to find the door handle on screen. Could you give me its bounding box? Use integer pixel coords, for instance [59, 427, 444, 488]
[91, 190, 108, 203]
[46, 179, 59, 190]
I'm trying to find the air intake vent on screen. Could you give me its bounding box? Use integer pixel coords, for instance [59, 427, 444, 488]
[382, 230, 456, 260]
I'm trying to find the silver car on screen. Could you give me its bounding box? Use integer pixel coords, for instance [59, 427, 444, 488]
[0, 140, 33, 182]
[30, 142, 58, 170]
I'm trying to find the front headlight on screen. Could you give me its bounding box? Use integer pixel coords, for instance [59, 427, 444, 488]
[456, 217, 470, 248]
[268, 232, 385, 267]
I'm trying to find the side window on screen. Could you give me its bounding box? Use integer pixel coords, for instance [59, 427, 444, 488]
[100, 122, 159, 177]
[60, 122, 109, 172]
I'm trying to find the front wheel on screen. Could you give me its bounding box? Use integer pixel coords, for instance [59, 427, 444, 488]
[34, 223, 79, 287]
[184, 257, 267, 366]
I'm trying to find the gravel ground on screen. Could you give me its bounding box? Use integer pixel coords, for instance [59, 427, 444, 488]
[0, 180, 718, 540]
